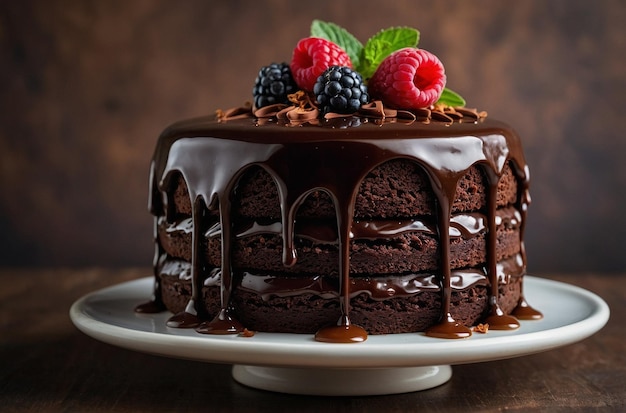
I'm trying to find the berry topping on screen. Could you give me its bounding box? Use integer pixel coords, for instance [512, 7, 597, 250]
[290, 37, 352, 92]
[368, 48, 447, 109]
[252, 63, 298, 109]
[313, 66, 369, 115]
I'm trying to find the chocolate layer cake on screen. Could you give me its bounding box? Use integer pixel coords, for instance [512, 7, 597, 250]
[138, 108, 540, 342]
[137, 21, 541, 342]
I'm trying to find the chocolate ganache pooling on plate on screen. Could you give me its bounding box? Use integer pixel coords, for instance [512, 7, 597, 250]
[136, 107, 542, 343]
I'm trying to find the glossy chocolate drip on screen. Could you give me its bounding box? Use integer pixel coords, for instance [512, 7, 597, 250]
[237, 266, 515, 301]
[135, 216, 167, 313]
[423, 163, 473, 339]
[313, 182, 369, 342]
[197, 188, 245, 334]
[482, 163, 520, 330]
[227, 210, 511, 243]
[189, 208, 521, 250]
[165, 198, 206, 328]
[148, 115, 531, 341]
[512, 169, 543, 320]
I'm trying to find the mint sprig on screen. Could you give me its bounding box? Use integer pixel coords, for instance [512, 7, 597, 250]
[311, 20, 363, 69]
[360, 27, 419, 80]
[311, 20, 419, 81]
[436, 88, 466, 107]
[310, 20, 468, 107]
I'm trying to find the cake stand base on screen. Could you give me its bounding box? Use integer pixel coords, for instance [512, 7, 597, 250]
[231, 364, 452, 396]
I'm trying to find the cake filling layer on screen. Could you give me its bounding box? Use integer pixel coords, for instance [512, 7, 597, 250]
[157, 206, 522, 275]
[156, 253, 524, 335]
[160, 206, 522, 242]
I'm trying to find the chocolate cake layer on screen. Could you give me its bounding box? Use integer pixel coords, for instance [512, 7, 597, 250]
[156, 254, 523, 334]
[157, 208, 522, 275]
[232, 277, 521, 334]
[168, 160, 519, 220]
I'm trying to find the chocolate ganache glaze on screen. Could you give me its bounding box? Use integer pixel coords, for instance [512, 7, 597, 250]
[137, 109, 541, 342]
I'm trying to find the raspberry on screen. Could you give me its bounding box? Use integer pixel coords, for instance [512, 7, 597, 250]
[290, 37, 352, 92]
[368, 48, 446, 110]
[313, 66, 369, 115]
[252, 63, 298, 109]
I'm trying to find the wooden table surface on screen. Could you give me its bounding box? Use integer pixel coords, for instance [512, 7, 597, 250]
[1, 269, 624, 412]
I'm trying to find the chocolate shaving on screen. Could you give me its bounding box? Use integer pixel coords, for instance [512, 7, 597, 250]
[254, 103, 289, 118]
[218, 94, 486, 127]
[473, 323, 490, 334]
[288, 90, 316, 110]
[286, 106, 320, 124]
[239, 328, 256, 337]
[358, 100, 396, 119]
[216, 103, 253, 122]
[429, 104, 488, 125]
[397, 110, 417, 121]
[262, 91, 319, 125]
[430, 110, 455, 124]
[276, 105, 297, 120]
[324, 112, 355, 120]
[357, 101, 416, 125]
[455, 107, 489, 120]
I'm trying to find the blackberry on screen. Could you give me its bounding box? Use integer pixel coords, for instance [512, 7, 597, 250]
[313, 66, 369, 115]
[252, 63, 297, 109]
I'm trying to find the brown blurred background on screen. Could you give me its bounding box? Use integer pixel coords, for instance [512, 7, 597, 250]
[1, 0, 625, 273]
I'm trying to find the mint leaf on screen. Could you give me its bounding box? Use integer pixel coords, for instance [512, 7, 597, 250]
[360, 27, 419, 79]
[311, 20, 363, 68]
[436, 88, 466, 107]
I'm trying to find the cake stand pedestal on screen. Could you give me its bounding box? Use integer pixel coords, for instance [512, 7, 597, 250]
[232, 364, 452, 396]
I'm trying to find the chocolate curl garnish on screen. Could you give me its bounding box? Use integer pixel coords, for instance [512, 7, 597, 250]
[358, 101, 416, 125]
[276, 105, 297, 120]
[288, 90, 316, 109]
[396, 110, 417, 124]
[284, 106, 320, 125]
[254, 103, 289, 119]
[270, 91, 319, 125]
[220, 96, 485, 126]
[429, 103, 488, 124]
[324, 112, 355, 120]
[455, 107, 489, 120]
[430, 110, 455, 125]
[216, 102, 253, 122]
[359, 100, 396, 119]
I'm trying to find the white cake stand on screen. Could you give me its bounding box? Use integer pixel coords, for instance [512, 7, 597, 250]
[70, 276, 609, 396]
